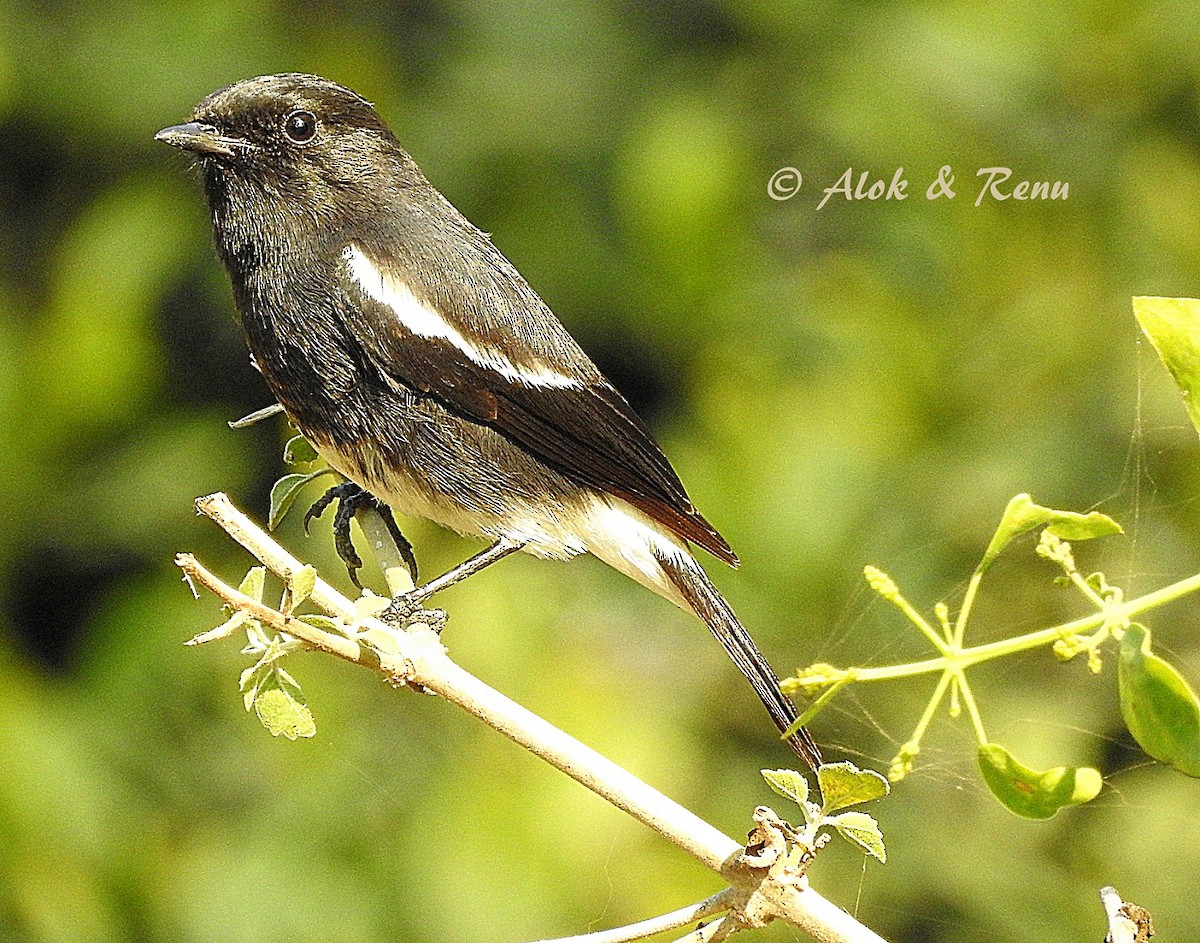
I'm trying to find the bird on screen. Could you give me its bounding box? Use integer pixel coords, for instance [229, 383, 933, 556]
[157, 73, 821, 769]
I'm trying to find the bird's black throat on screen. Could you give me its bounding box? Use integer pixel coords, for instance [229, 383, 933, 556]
[202, 158, 390, 456]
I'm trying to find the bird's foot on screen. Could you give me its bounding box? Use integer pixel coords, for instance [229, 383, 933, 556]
[378, 537, 525, 633]
[305, 481, 418, 589]
[380, 593, 447, 634]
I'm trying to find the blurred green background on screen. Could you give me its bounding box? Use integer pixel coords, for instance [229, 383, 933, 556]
[1, 1, 1199, 940]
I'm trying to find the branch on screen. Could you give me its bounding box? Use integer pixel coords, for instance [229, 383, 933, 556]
[179, 492, 887, 943]
[532, 888, 735, 943]
[670, 915, 738, 942]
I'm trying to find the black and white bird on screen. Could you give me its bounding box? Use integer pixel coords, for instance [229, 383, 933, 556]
[157, 73, 821, 769]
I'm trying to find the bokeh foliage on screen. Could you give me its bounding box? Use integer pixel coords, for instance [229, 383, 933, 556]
[1, 2, 1200, 941]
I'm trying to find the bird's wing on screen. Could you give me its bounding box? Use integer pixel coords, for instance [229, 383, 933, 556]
[336, 241, 737, 565]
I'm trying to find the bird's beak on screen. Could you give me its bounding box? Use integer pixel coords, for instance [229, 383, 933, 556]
[155, 121, 246, 158]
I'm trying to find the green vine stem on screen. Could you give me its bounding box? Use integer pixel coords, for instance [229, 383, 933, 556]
[800, 569, 1200, 688]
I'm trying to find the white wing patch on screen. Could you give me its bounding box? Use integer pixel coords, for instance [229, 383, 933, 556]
[344, 245, 581, 389]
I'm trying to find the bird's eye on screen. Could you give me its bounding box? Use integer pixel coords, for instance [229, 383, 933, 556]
[283, 110, 318, 144]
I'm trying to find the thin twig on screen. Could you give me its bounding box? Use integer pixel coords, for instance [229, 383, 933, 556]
[196, 493, 358, 616]
[669, 915, 738, 942]
[532, 888, 736, 943]
[176, 553, 400, 668]
[228, 401, 285, 428]
[181, 492, 888, 943]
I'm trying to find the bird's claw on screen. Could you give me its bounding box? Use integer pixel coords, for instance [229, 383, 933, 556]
[305, 482, 418, 589]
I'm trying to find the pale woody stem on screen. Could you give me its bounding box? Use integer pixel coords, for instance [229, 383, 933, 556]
[184, 493, 888, 943]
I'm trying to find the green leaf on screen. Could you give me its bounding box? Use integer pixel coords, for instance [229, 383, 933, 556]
[252, 667, 316, 740]
[218, 611, 251, 636]
[761, 768, 809, 807]
[978, 494, 1122, 573]
[817, 761, 890, 814]
[1133, 296, 1200, 439]
[239, 659, 271, 710]
[1118, 623, 1200, 776]
[243, 619, 271, 651]
[269, 474, 313, 530]
[238, 566, 266, 603]
[185, 609, 250, 647]
[268, 470, 332, 530]
[1043, 517, 1122, 542]
[977, 743, 1102, 819]
[284, 434, 320, 465]
[826, 811, 886, 863]
[254, 688, 317, 740]
[238, 636, 291, 707]
[289, 565, 317, 608]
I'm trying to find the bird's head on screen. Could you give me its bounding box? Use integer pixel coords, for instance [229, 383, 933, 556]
[156, 73, 419, 226]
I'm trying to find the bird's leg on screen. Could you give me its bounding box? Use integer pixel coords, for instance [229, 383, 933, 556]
[305, 481, 418, 589]
[382, 537, 525, 625]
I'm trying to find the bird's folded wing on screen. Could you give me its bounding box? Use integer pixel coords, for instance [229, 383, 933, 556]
[337, 243, 737, 565]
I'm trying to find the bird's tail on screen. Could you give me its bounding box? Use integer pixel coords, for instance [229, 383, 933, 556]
[655, 550, 822, 771]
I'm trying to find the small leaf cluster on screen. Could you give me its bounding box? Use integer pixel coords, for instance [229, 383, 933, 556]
[787, 492, 1200, 818]
[761, 762, 889, 865]
[785, 295, 1200, 819]
[226, 566, 319, 740]
[191, 558, 415, 741]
